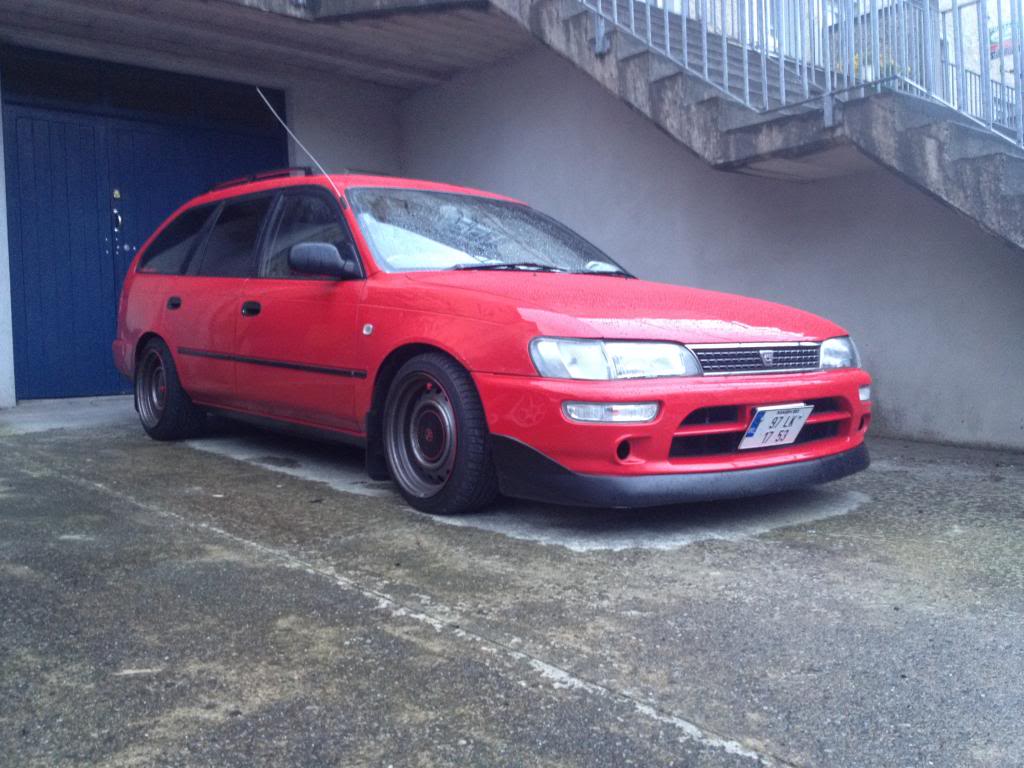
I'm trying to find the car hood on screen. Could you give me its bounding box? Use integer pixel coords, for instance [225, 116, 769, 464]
[397, 271, 845, 344]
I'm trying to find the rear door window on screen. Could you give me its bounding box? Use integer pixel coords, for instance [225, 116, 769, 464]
[137, 204, 215, 274]
[263, 190, 355, 279]
[194, 196, 273, 278]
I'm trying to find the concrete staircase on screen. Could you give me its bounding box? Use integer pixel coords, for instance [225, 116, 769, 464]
[493, 0, 1024, 251]
[590, 0, 819, 110]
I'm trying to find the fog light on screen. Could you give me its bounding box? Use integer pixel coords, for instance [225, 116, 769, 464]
[562, 402, 660, 423]
[859, 385, 871, 402]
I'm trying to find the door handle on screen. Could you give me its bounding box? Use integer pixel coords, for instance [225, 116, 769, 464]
[166, 296, 182, 310]
[241, 301, 261, 317]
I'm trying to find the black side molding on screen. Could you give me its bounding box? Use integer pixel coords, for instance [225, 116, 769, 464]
[177, 347, 367, 379]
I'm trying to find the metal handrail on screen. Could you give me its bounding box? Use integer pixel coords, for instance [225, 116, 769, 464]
[582, 0, 1024, 147]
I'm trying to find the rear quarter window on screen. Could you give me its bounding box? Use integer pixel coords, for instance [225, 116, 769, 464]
[137, 204, 215, 275]
[194, 196, 273, 278]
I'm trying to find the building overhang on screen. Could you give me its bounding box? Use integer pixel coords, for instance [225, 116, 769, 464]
[0, 0, 534, 92]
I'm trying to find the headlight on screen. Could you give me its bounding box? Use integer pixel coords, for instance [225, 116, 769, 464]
[819, 336, 860, 369]
[530, 338, 702, 380]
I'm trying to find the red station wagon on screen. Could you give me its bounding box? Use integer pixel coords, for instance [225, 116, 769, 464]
[114, 168, 871, 514]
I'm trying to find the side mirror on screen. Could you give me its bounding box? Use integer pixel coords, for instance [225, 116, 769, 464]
[288, 242, 360, 279]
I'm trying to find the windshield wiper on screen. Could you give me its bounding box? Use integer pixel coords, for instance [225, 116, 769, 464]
[579, 269, 635, 278]
[453, 262, 567, 272]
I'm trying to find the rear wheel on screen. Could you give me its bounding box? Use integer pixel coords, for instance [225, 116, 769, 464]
[383, 353, 498, 514]
[135, 338, 205, 440]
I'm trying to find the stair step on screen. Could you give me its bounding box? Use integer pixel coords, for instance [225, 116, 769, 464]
[556, 1, 822, 113]
[722, 102, 825, 133]
[903, 120, 1024, 162]
[558, 0, 591, 21]
[602, 24, 816, 91]
[601, 25, 814, 90]
[954, 152, 1024, 196]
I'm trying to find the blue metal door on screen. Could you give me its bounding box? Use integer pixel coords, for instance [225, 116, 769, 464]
[3, 104, 286, 399]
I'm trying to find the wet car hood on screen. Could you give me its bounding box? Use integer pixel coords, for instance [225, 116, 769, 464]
[399, 271, 845, 344]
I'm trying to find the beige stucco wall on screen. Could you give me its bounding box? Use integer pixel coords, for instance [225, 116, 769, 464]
[399, 47, 1024, 449]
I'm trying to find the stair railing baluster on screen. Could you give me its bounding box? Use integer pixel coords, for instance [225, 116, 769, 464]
[912, 1, 921, 89]
[846, 0, 855, 88]
[776, 0, 787, 104]
[665, 0, 672, 54]
[646, 0, 653, 45]
[761, 0, 770, 106]
[722, 0, 729, 92]
[1013, 0, 1024, 143]
[923, 0, 935, 96]
[852, 0, 860, 85]
[951, 0, 965, 109]
[895, 0, 901, 82]
[630, 0, 636, 34]
[978, 0, 993, 127]
[809, 0, 818, 85]
[914, 0, 921, 90]
[997, 0, 1006, 124]
[870, 0, 880, 89]
[701, 0, 710, 79]
[899, 0, 908, 85]
[800, 0, 809, 97]
[741, 0, 751, 103]
[822, 0, 833, 99]
[681, 0, 689, 67]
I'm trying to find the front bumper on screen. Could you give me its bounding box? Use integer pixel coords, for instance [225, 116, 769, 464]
[474, 368, 871, 477]
[492, 437, 869, 508]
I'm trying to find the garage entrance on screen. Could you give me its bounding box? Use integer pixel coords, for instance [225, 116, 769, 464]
[2, 48, 287, 399]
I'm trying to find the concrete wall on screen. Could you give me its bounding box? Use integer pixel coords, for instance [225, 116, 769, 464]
[400, 47, 1024, 450]
[285, 80, 403, 175]
[0, 68, 16, 408]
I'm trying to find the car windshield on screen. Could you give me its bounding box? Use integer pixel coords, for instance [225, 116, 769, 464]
[346, 187, 630, 276]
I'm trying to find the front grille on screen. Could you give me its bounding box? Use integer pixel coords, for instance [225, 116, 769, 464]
[691, 344, 820, 375]
[669, 420, 841, 458]
[670, 397, 850, 459]
[681, 405, 740, 426]
[804, 397, 840, 413]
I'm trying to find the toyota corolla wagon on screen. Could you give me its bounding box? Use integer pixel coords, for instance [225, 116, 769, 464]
[114, 168, 871, 514]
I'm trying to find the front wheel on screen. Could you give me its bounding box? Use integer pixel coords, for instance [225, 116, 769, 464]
[383, 353, 498, 514]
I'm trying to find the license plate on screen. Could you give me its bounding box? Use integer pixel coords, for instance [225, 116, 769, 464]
[738, 403, 814, 450]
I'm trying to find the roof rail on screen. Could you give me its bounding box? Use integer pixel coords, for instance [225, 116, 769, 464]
[341, 167, 398, 177]
[209, 166, 316, 192]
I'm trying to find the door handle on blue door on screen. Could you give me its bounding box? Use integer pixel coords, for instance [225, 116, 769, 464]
[241, 301, 261, 317]
[167, 296, 182, 310]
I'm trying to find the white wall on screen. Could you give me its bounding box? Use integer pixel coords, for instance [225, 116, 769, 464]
[286, 80, 403, 175]
[0, 68, 16, 408]
[400, 47, 1024, 450]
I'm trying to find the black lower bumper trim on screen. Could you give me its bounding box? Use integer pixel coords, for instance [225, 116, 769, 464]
[491, 437, 870, 508]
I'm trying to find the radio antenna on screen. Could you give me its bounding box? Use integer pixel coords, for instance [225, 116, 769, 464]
[256, 87, 341, 198]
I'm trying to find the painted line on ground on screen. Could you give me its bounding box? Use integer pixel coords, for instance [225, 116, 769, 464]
[24, 460, 794, 767]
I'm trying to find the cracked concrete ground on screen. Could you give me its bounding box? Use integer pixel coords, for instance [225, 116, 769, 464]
[1, 397, 1022, 767]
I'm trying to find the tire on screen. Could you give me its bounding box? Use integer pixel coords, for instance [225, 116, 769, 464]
[135, 338, 206, 441]
[383, 353, 499, 514]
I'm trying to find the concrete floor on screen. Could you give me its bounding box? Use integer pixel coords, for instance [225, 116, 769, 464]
[1, 398, 1022, 767]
